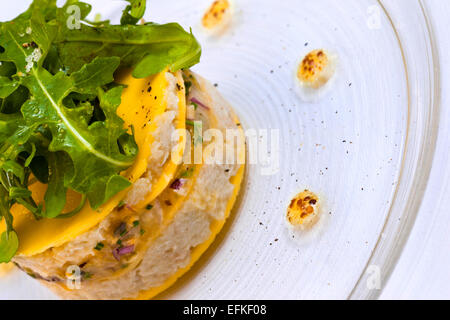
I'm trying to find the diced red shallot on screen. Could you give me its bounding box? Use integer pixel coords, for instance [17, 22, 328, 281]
[190, 97, 210, 110]
[112, 245, 135, 261]
[170, 178, 187, 190]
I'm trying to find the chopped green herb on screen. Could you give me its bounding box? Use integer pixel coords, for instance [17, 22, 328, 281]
[140, 229, 146, 236]
[146, 204, 153, 210]
[193, 121, 203, 146]
[186, 120, 195, 126]
[133, 220, 140, 227]
[191, 101, 199, 110]
[184, 81, 192, 97]
[114, 222, 127, 237]
[180, 167, 194, 178]
[94, 242, 104, 251]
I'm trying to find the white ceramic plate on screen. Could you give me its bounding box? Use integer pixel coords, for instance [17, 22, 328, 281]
[0, 0, 439, 299]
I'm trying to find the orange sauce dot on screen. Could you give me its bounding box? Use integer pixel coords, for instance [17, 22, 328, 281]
[287, 190, 320, 229]
[202, 0, 231, 30]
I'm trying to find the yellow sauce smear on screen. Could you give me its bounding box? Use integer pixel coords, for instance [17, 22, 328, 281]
[0, 262, 14, 276]
[118, 71, 187, 208]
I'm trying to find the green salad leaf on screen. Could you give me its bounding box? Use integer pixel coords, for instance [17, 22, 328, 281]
[0, 185, 18, 263]
[54, 23, 201, 78]
[0, 0, 201, 262]
[0, 230, 18, 264]
[121, 0, 147, 25]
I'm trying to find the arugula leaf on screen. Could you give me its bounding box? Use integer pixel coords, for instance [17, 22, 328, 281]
[13, 0, 58, 22]
[0, 230, 18, 263]
[0, 76, 19, 99]
[87, 174, 131, 210]
[9, 187, 32, 199]
[54, 23, 201, 78]
[0, 185, 18, 263]
[0, 0, 202, 262]
[121, 0, 146, 25]
[0, 113, 22, 141]
[43, 152, 67, 218]
[127, 0, 146, 20]
[0, 12, 134, 207]
[28, 156, 49, 184]
[16, 1, 201, 78]
[120, 7, 139, 26]
[21, 69, 133, 193]
[71, 57, 120, 94]
[0, 61, 17, 77]
[1, 160, 25, 184]
[0, 86, 29, 114]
